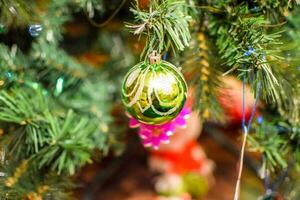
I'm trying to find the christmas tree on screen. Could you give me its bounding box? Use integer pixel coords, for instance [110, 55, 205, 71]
[0, 0, 299, 199]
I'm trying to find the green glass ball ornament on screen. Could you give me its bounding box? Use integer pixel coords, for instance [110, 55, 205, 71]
[121, 52, 187, 125]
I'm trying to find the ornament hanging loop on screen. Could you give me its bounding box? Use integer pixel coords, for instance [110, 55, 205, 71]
[149, 51, 161, 64]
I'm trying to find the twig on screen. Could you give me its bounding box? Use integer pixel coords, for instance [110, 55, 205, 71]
[86, 0, 127, 27]
[270, 160, 295, 192]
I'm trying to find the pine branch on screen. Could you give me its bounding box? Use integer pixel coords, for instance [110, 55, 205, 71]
[248, 132, 287, 172]
[247, 118, 294, 172]
[194, 32, 223, 120]
[34, 110, 97, 175]
[0, 160, 72, 199]
[76, 0, 104, 18]
[0, 0, 129, 198]
[0, 44, 28, 72]
[0, 86, 108, 175]
[182, 31, 224, 121]
[273, 7, 300, 126]
[0, 0, 113, 177]
[35, 0, 72, 45]
[127, 0, 194, 58]
[207, 4, 284, 102]
[253, 0, 298, 23]
[28, 0, 95, 97]
[31, 40, 87, 93]
[0, 87, 47, 125]
[0, 0, 36, 28]
[57, 77, 112, 124]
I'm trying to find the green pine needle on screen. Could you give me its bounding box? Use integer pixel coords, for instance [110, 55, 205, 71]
[127, 0, 193, 58]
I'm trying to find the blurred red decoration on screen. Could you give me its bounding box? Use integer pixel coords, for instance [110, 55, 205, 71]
[77, 53, 110, 68]
[151, 140, 211, 175]
[138, 0, 150, 9]
[218, 76, 257, 124]
[148, 91, 214, 176]
[147, 91, 214, 198]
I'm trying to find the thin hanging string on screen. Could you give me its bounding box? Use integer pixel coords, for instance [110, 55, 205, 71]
[241, 67, 246, 130]
[234, 126, 248, 200]
[233, 70, 261, 200]
[246, 85, 260, 132]
[162, 52, 168, 60]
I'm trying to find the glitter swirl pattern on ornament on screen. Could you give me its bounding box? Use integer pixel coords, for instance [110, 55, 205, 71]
[122, 60, 187, 125]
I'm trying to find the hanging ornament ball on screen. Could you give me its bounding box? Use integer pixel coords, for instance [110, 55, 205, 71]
[122, 52, 187, 125]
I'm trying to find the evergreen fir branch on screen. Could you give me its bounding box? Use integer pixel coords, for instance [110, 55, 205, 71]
[0, 0, 299, 198]
[275, 70, 300, 126]
[28, 0, 92, 95]
[248, 121, 288, 171]
[264, 6, 300, 126]
[247, 117, 298, 173]
[57, 77, 111, 122]
[208, 4, 283, 102]
[182, 31, 224, 121]
[34, 110, 97, 175]
[253, 0, 298, 22]
[0, 87, 47, 125]
[31, 40, 87, 87]
[0, 86, 108, 175]
[195, 32, 223, 121]
[0, 0, 113, 178]
[56, 75, 121, 154]
[76, 0, 104, 18]
[0, 160, 72, 199]
[0, 0, 36, 28]
[0, 44, 28, 72]
[35, 0, 72, 45]
[127, 0, 193, 58]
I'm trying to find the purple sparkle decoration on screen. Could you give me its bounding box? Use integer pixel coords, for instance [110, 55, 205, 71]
[128, 106, 191, 150]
